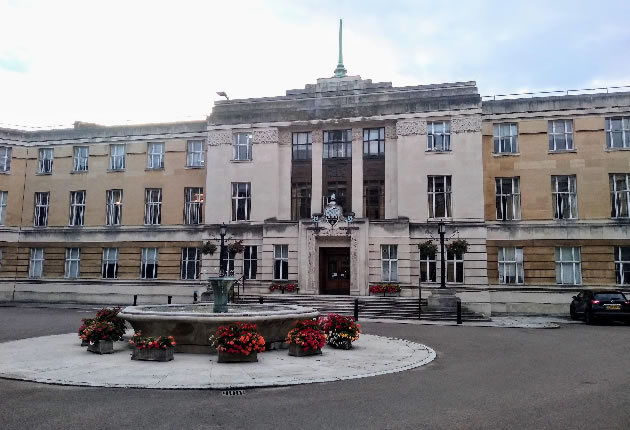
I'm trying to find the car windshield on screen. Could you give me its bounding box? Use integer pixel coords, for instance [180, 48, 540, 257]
[594, 293, 626, 301]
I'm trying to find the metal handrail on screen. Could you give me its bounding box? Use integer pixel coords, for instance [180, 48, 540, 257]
[229, 275, 246, 303]
[482, 85, 630, 101]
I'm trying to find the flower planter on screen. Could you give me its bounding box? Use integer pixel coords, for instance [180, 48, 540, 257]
[217, 350, 258, 363]
[131, 347, 174, 362]
[87, 340, 114, 354]
[329, 339, 353, 350]
[81, 340, 89, 347]
[288, 343, 322, 357]
[385, 292, 400, 297]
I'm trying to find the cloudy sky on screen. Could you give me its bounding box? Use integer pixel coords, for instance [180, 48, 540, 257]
[1, 0, 629, 129]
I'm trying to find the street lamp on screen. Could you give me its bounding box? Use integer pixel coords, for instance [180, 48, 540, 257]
[438, 220, 446, 289]
[219, 223, 227, 276]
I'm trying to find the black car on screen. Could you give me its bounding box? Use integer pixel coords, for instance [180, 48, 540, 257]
[570, 290, 630, 324]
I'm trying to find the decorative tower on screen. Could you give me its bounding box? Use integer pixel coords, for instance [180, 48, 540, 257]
[333, 19, 348, 78]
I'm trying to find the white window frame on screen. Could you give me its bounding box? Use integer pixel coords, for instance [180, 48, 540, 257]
[548, 120, 574, 151]
[101, 248, 119, 279]
[273, 244, 289, 280]
[180, 247, 200, 280]
[292, 132, 313, 160]
[29, 248, 44, 278]
[363, 127, 385, 157]
[493, 123, 518, 154]
[73, 146, 89, 172]
[38, 148, 54, 174]
[419, 248, 437, 283]
[141, 247, 159, 279]
[184, 187, 203, 225]
[446, 250, 465, 283]
[498, 247, 524, 284]
[231, 182, 251, 221]
[323, 129, 352, 158]
[186, 140, 205, 167]
[106, 189, 123, 226]
[615, 246, 630, 285]
[606, 117, 630, 149]
[34, 192, 50, 227]
[427, 121, 451, 152]
[381, 245, 398, 282]
[69, 190, 86, 226]
[428, 175, 452, 219]
[555, 247, 581, 285]
[243, 245, 257, 280]
[233, 133, 252, 161]
[552, 175, 578, 220]
[144, 188, 162, 225]
[64, 248, 81, 279]
[226, 251, 236, 276]
[109, 144, 126, 170]
[0, 146, 12, 172]
[610, 174, 630, 218]
[495, 177, 521, 220]
[147, 142, 165, 169]
[0, 191, 7, 225]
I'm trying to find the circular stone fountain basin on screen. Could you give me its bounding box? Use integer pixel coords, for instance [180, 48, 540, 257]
[119, 303, 319, 353]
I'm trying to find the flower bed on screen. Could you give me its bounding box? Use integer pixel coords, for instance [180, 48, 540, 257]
[210, 322, 266, 363]
[369, 284, 401, 296]
[286, 319, 326, 357]
[319, 313, 361, 350]
[129, 331, 176, 362]
[269, 282, 299, 294]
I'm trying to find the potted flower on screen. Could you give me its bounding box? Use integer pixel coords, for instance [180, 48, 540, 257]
[78, 318, 94, 346]
[369, 284, 401, 296]
[269, 283, 284, 293]
[269, 282, 299, 294]
[80, 321, 121, 354]
[447, 239, 469, 256]
[286, 319, 326, 357]
[319, 313, 361, 350]
[77, 306, 126, 346]
[210, 322, 266, 363]
[226, 240, 244, 255]
[201, 242, 217, 255]
[129, 331, 176, 362]
[418, 240, 438, 257]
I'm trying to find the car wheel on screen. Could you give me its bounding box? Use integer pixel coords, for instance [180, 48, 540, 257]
[570, 305, 578, 321]
[585, 310, 596, 325]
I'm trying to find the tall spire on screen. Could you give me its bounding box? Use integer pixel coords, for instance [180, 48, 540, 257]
[333, 19, 347, 78]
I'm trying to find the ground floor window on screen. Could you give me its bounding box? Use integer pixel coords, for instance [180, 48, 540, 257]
[141, 248, 158, 279]
[419, 248, 436, 282]
[498, 247, 523, 284]
[181, 248, 200, 280]
[273, 245, 289, 280]
[381, 245, 398, 282]
[615, 246, 630, 285]
[64, 248, 80, 279]
[102, 248, 119, 279]
[29, 248, 44, 278]
[226, 251, 236, 276]
[555, 247, 581, 285]
[446, 250, 464, 283]
[243, 245, 257, 280]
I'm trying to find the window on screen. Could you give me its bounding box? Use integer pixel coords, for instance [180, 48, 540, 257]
[109, 144, 125, 170]
[147, 142, 164, 169]
[0, 191, 7, 225]
[427, 121, 451, 152]
[495, 177, 521, 220]
[326, 181, 347, 211]
[141, 248, 158, 279]
[0, 147, 11, 172]
[548, 120, 574, 151]
[102, 248, 119, 279]
[226, 251, 235, 276]
[555, 247, 581, 285]
[106, 189, 123, 226]
[363, 180, 385, 220]
[606, 117, 630, 149]
[493, 123, 518, 153]
[420, 247, 437, 283]
[615, 246, 630, 285]
[381, 245, 398, 282]
[38, 148, 53, 174]
[69, 191, 86, 226]
[233, 133, 252, 161]
[180, 248, 200, 280]
[552, 175, 578, 219]
[273, 245, 289, 280]
[184, 187, 203, 225]
[363, 127, 385, 157]
[291, 183, 311, 220]
[34, 192, 50, 227]
[447, 250, 464, 283]
[29, 248, 44, 278]
[292, 132, 312, 160]
[610, 174, 630, 218]
[144, 188, 162, 225]
[73, 146, 88, 172]
[243, 245, 257, 280]
[64, 248, 81, 279]
[231, 183, 251, 221]
[428, 175, 452, 219]
[498, 247, 524, 284]
[323, 129, 351, 158]
[186, 140, 205, 167]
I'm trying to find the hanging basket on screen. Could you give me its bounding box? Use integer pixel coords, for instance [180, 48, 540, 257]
[418, 241, 438, 256]
[201, 242, 217, 255]
[447, 239, 469, 255]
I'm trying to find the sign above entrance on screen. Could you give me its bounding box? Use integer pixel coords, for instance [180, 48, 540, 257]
[312, 194, 354, 233]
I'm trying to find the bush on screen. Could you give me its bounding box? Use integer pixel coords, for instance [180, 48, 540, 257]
[78, 307, 126, 342]
[79, 321, 121, 344]
[286, 319, 326, 351]
[210, 322, 266, 356]
[318, 313, 361, 348]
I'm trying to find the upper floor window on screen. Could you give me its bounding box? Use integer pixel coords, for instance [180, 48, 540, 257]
[323, 129, 351, 158]
[29, 248, 44, 278]
[38, 148, 53, 174]
[447, 249, 464, 283]
[144, 188, 162, 225]
[606, 117, 630, 149]
[493, 123, 518, 154]
[147, 142, 165, 169]
[610, 174, 630, 218]
[69, 191, 86, 226]
[141, 247, 158, 279]
[102, 248, 119, 279]
[381, 245, 398, 282]
[109, 144, 125, 170]
[615, 246, 630, 285]
[552, 175, 577, 220]
[273, 244, 289, 280]
[428, 175, 452, 219]
[495, 177, 521, 220]
[233, 133, 252, 161]
[34, 192, 50, 227]
[548, 120, 574, 151]
[64, 247, 81, 279]
[187, 140, 205, 167]
[363, 127, 384, 157]
[325, 181, 348, 211]
[184, 187, 204, 225]
[0, 147, 12, 173]
[0, 191, 7, 225]
[180, 247, 200, 280]
[106, 189, 123, 226]
[73, 146, 88, 172]
[498, 247, 523, 284]
[427, 121, 451, 152]
[363, 180, 385, 220]
[420, 246, 437, 283]
[292, 132, 312, 160]
[231, 182, 251, 221]
[244, 245, 258, 280]
[555, 247, 581, 285]
[291, 183, 311, 220]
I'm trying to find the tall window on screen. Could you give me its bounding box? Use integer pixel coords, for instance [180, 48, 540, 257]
[555, 247, 581, 285]
[106, 189, 123, 226]
[144, 188, 162, 225]
[428, 175, 452, 219]
[0, 147, 12, 172]
[495, 177, 521, 220]
[147, 142, 165, 169]
[273, 245, 289, 280]
[64, 248, 81, 279]
[243, 245, 257, 280]
[381, 245, 398, 282]
[0, 191, 6, 225]
[606, 117, 630, 149]
[233, 133, 252, 161]
[226, 251, 235, 276]
[69, 191, 86, 226]
[184, 187, 203, 225]
[427, 121, 451, 152]
[102, 248, 119, 279]
[363, 127, 385, 157]
[610, 174, 630, 218]
[291, 183, 311, 220]
[141, 248, 158, 279]
[552, 175, 578, 219]
[34, 192, 50, 227]
[29, 248, 44, 278]
[447, 250, 464, 283]
[109, 144, 125, 170]
[73, 146, 88, 172]
[292, 132, 312, 160]
[614, 246, 630, 285]
[420, 247, 437, 283]
[548, 120, 574, 151]
[180, 248, 200, 280]
[363, 180, 385, 220]
[498, 247, 524, 284]
[493, 123, 518, 154]
[231, 183, 251, 221]
[323, 129, 352, 158]
[38, 148, 53, 174]
[186, 140, 205, 167]
[326, 181, 347, 211]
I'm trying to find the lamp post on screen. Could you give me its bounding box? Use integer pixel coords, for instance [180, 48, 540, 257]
[219, 222, 227, 276]
[438, 220, 446, 289]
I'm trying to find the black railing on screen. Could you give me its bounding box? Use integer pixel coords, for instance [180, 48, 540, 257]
[229, 275, 246, 303]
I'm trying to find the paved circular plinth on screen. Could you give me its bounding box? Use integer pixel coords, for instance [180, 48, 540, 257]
[0, 333, 436, 389]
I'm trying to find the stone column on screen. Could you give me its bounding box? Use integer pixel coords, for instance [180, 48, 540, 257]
[385, 124, 399, 219]
[351, 128, 363, 217]
[311, 130, 323, 214]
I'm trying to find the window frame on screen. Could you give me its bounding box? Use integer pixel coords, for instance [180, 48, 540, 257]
[273, 244, 289, 281]
[101, 247, 119, 279]
[363, 180, 385, 220]
[428, 175, 452, 219]
[493, 123, 518, 154]
[291, 182, 311, 220]
[180, 247, 200, 280]
[231, 182, 251, 221]
[427, 121, 451, 152]
[605, 117, 630, 149]
[497, 247, 524, 284]
[109, 144, 126, 171]
[106, 189, 123, 226]
[323, 129, 352, 159]
[0, 191, 6, 225]
[495, 177, 521, 221]
[69, 190, 86, 226]
[233, 133, 253, 161]
[243, 245, 258, 280]
[555, 246, 582, 285]
[548, 119, 574, 152]
[34, 192, 50, 227]
[419, 248, 437, 283]
[609, 173, 630, 218]
[614, 246, 630, 285]
[147, 142, 165, 169]
[29, 248, 44, 278]
[186, 139, 205, 167]
[363, 127, 385, 157]
[446, 249, 465, 283]
[184, 187, 204, 225]
[144, 188, 162, 225]
[552, 175, 578, 220]
[72, 146, 89, 172]
[292, 132, 312, 161]
[38, 148, 54, 174]
[0, 146, 11, 172]
[64, 247, 81, 279]
[141, 247, 159, 279]
[381, 245, 398, 282]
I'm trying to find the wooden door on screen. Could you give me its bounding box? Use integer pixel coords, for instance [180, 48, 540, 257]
[320, 248, 351, 295]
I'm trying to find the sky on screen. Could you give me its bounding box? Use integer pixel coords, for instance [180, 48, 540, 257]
[1, 0, 629, 129]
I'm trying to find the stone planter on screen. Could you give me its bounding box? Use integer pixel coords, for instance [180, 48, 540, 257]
[87, 340, 114, 354]
[217, 350, 258, 363]
[131, 347, 174, 362]
[81, 340, 89, 347]
[384, 292, 400, 297]
[288, 343, 322, 357]
[329, 339, 353, 350]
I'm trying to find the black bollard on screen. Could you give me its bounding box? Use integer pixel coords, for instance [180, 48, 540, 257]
[456, 301, 462, 325]
[168, 296, 172, 304]
[193, 291, 198, 303]
[259, 296, 264, 304]
[418, 284, 422, 320]
[354, 298, 359, 321]
[133, 295, 137, 306]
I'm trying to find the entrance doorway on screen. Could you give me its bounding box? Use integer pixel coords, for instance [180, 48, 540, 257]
[319, 248, 351, 295]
